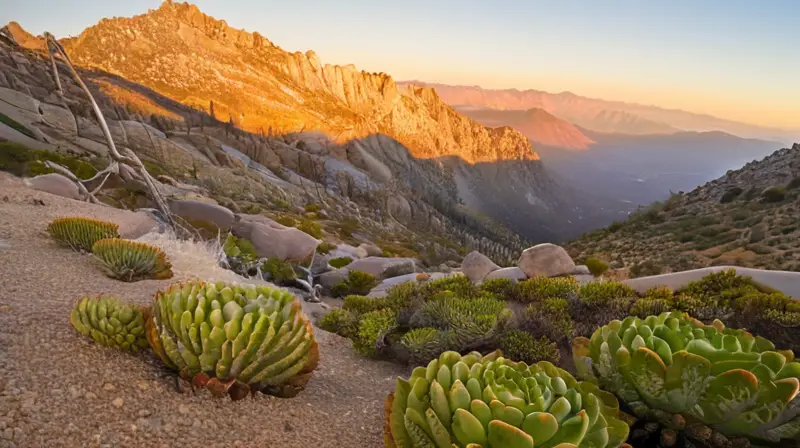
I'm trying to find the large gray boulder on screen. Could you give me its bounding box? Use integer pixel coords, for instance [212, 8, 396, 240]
[518, 243, 576, 278]
[367, 272, 453, 298]
[318, 268, 348, 288]
[39, 103, 77, 136]
[461, 251, 500, 283]
[169, 199, 235, 231]
[484, 267, 527, 283]
[328, 243, 368, 260]
[345, 256, 416, 280]
[25, 173, 80, 200]
[232, 215, 319, 264]
[358, 242, 383, 257]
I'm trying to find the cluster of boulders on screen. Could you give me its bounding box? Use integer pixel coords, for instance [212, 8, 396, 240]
[461, 243, 592, 284]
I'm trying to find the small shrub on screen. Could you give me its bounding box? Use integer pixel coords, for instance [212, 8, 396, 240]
[524, 298, 574, 342]
[330, 282, 350, 298]
[337, 217, 360, 238]
[276, 216, 296, 227]
[316, 241, 337, 255]
[317, 308, 357, 337]
[262, 257, 297, 284]
[69, 295, 148, 352]
[331, 271, 380, 297]
[629, 260, 662, 277]
[478, 278, 516, 299]
[629, 298, 670, 318]
[400, 327, 446, 366]
[92, 238, 173, 282]
[516, 276, 578, 303]
[579, 281, 636, 304]
[297, 219, 323, 238]
[584, 257, 609, 277]
[499, 330, 560, 364]
[47, 217, 120, 252]
[643, 285, 673, 301]
[353, 309, 396, 356]
[342, 295, 386, 317]
[761, 186, 786, 203]
[304, 203, 321, 213]
[328, 256, 353, 269]
[222, 234, 258, 263]
[719, 187, 743, 204]
[607, 221, 624, 233]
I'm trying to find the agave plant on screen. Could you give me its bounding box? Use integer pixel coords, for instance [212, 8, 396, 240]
[146, 281, 318, 399]
[47, 217, 119, 252]
[69, 295, 149, 352]
[385, 350, 630, 447]
[572, 311, 800, 446]
[92, 238, 173, 282]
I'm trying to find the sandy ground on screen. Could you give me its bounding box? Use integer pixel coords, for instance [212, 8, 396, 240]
[0, 173, 406, 447]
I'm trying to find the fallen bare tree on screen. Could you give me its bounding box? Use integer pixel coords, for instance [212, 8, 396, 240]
[41, 32, 175, 228]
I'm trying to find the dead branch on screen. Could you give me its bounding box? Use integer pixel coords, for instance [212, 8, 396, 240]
[43, 32, 175, 227]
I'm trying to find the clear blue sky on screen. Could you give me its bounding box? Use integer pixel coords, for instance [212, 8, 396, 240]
[2, 0, 799, 128]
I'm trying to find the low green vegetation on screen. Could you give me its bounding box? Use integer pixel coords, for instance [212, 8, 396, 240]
[328, 256, 353, 269]
[222, 233, 258, 264]
[297, 219, 323, 238]
[330, 270, 379, 297]
[261, 257, 297, 284]
[0, 112, 36, 138]
[583, 256, 609, 276]
[316, 241, 337, 255]
[0, 141, 98, 179]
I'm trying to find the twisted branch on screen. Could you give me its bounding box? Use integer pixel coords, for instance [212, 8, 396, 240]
[42, 32, 174, 227]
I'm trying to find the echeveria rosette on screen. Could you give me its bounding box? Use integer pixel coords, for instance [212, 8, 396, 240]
[146, 281, 318, 400]
[385, 350, 630, 448]
[69, 295, 149, 352]
[572, 311, 800, 445]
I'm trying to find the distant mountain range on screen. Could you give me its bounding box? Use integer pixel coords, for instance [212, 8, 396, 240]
[400, 81, 800, 143]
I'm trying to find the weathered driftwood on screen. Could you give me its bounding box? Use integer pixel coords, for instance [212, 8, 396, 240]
[42, 32, 174, 227]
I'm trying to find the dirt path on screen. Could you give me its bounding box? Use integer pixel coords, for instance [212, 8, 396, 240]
[0, 174, 405, 447]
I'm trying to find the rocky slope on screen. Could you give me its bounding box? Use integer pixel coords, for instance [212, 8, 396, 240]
[4, 1, 620, 243]
[403, 81, 800, 142]
[566, 143, 800, 276]
[455, 107, 595, 150]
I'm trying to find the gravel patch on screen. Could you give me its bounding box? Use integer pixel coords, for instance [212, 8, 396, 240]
[0, 177, 406, 447]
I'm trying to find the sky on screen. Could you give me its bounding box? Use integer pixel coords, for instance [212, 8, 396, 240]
[3, 0, 799, 129]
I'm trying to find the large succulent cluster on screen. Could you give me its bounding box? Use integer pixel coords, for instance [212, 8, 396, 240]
[69, 295, 148, 352]
[47, 217, 119, 252]
[385, 350, 630, 447]
[146, 280, 318, 399]
[92, 238, 173, 282]
[572, 311, 800, 446]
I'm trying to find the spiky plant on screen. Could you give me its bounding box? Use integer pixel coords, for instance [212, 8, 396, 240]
[146, 281, 318, 399]
[499, 330, 561, 365]
[92, 238, 173, 282]
[69, 295, 149, 352]
[47, 217, 119, 252]
[572, 311, 800, 447]
[385, 350, 630, 447]
[517, 276, 579, 303]
[401, 327, 448, 367]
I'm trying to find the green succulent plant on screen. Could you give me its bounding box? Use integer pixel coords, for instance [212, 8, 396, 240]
[628, 298, 669, 319]
[385, 350, 630, 447]
[146, 281, 318, 399]
[479, 278, 517, 299]
[47, 217, 120, 252]
[70, 295, 149, 352]
[401, 327, 448, 367]
[572, 311, 800, 446]
[329, 256, 353, 269]
[500, 330, 561, 365]
[578, 281, 635, 305]
[343, 294, 388, 317]
[517, 277, 579, 303]
[354, 308, 397, 357]
[92, 238, 173, 282]
[222, 234, 258, 264]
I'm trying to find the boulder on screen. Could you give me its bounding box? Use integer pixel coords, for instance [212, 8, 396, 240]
[39, 103, 77, 136]
[169, 200, 235, 232]
[484, 267, 527, 283]
[345, 256, 416, 280]
[367, 272, 453, 298]
[518, 243, 576, 278]
[319, 268, 348, 288]
[573, 265, 591, 276]
[25, 173, 80, 200]
[232, 215, 319, 264]
[461, 251, 500, 283]
[387, 194, 412, 224]
[358, 242, 383, 257]
[328, 243, 368, 260]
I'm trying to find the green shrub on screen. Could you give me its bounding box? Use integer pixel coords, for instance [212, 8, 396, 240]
[584, 256, 609, 277]
[316, 241, 337, 254]
[524, 298, 574, 342]
[719, 187, 743, 203]
[419, 274, 474, 298]
[297, 219, 323, 238]
[329, 256, 353, 268]
[276, 216, 296, 227]
[607, 221, 624, 233]
[0, 141, 97, 179]
[353, 309, 396, 356]
[383, 281, 419, 311]
[516, 276, 578, 303]
[761, 186, 786, 203]
[317, 308, 357, 337]
[678, 269, 763, 307]
[478, 277, 516, 299]
[787, 177, 800, 190]
[499, 330, 560, 364]
[304, 203, 321, 213]
[629, 298, 670, 318]
[337, 217, 360, 238]
[331, 270, 380, 297]
[579, 281, 636, 304]
[261, 257, 297, 284]
[643, 285, 673, 301]
[342, 294, 387, 317]
[629, 260, 662, 277]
